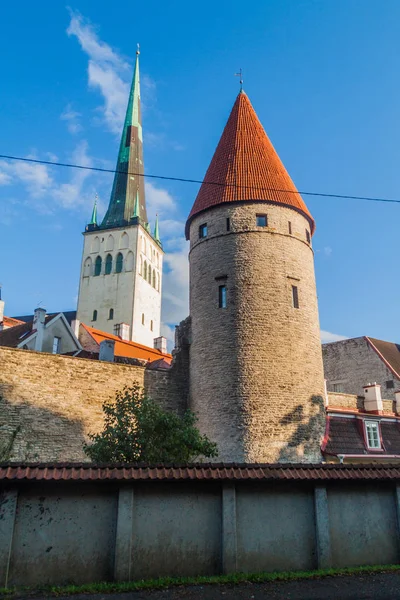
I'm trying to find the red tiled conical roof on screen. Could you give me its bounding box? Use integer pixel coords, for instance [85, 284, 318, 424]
[185, 91, 314, 239]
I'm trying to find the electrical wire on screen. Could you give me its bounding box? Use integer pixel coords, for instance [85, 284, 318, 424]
[1, 153, 400, 205]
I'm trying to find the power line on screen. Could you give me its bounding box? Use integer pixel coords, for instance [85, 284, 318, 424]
[1, 153, 400, 205]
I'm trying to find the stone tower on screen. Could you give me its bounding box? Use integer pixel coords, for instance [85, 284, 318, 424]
[185, 91, 325, 463]
[77, 50, 164, 347]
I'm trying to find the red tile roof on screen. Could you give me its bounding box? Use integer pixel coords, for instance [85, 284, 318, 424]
[81, 324, 172, 364]
[2, 463, 400, 481]
[186, 91, 314, 239]
[2, 316, 24, 328]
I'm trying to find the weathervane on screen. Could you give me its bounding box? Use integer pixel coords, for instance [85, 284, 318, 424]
[235, 68, 243, 91]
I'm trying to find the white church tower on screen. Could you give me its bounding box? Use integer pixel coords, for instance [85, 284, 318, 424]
[77, 49, 163, 347]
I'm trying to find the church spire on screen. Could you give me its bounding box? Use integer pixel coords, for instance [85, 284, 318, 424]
[101, 46, 148, 229]
[89, 195, 98, 226]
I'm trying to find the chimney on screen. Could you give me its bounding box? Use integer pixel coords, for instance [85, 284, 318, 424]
[113, 323, 130, 341]
[154, 336, 167, 354]
[363, 383, 383, 412]
[99, 339, 115, 362]
[71, 318, 80, 338]
[395, 390, 400, 415]
[33, 307, 46, 352]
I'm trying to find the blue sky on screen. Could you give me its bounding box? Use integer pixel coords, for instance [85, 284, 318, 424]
[1, 0, 400, 344]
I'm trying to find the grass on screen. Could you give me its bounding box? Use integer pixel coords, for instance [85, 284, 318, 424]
[1, 564, 400, 598]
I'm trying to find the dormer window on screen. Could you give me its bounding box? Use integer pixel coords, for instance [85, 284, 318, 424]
[199, 223, 208, 239]
[365, 421, 381, 449]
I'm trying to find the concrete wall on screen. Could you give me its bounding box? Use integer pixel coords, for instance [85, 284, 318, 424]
[323, 338, 400, 401]
[0, 347, 184, 462]
[2, 479, 400, 588]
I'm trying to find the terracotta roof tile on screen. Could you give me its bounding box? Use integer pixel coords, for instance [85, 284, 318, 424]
[81, 324, 172, 363]
[2, 462, 400, 482]
[186, 91, 314, 239]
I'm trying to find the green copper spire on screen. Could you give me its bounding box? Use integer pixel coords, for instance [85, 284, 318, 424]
[153, 213, 160, 242]
[101, 46, 148, 229]
[89, 195, 98, 226]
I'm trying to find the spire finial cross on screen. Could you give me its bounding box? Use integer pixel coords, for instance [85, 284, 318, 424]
[136, 43, 140, 56]
[235, 68, 243, 91]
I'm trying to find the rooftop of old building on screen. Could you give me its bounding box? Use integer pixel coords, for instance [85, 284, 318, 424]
[185, 90, 314, 239]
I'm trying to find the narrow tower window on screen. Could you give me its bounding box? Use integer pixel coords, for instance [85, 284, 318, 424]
[256, 214, 267, 227]
[152, 270, 156, 288]
[288, 221, 292, 234]
[306, 229, 311, 243]
[292, 285, 299, 309]
[150, 320, 153, 331]
[143, 261, 147, 279]
[105, 254, 112, 275]
[226, 218, 230, 231]
[92, 310, 97, 322]
[219, 285, 227, 309]
[142, 313, 145, 325]
[109, 308, 114, 320]
[116, 252, 123, 273]
[199, 223, 208, 238]
[94, 256, 102, 276]
[148, 265, 152, 284]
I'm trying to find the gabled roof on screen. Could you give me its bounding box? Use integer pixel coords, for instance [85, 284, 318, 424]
[0, 314, 56, 348]
[13, 310, 77, 326]
[185, 91, 314, 239]
[366, 337, 400, 380]
[80, 324, 172, 364]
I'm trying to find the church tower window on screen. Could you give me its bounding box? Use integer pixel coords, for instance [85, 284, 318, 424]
[152, 270, 156, 288]
[148, 265, 152, 284]
[219, 285, 227, 308]
[109, 308, 114, 320]
[116, 252, 123, 273]
[92, 310, 97, 322]
[94, 256, 102, 276]
[105, 254, 112, 275]
[83, 257, 92, 277]
[143, 261, 147, 279]
[292, 285, 299, 309]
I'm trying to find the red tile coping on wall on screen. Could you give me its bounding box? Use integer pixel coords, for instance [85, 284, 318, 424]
[2, 463, 400, 482]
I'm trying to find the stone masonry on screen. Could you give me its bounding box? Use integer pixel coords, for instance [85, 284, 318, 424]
[0, 346, 184, 462]
[323, 337, 400, 400]
[189, 202, 326, 463]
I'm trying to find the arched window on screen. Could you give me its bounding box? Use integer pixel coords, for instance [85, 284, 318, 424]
[139, 255, 143, 275]
[91, 236, 100, 253]
[148, 265, 152, 284]
[109, 308, 114, 320]
[126, 251, 134, 271]
[94, 256, 102, 276]
[105, 254, 112, 275]
[92, 310, 97, 321]
[120, 232, 129, 249]
[150, 320, 153, 331]
[152, 270, 156, 288]
[116, 252, 123, 273]
[156, 253, 159, 268]
[143, 260, 147, 279]
[83, 256, 92, 277]
[105, 234, 114, 251]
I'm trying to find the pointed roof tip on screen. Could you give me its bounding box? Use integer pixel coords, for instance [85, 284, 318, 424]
[154, 213, 161, 242]
[185, 91, 315, 240]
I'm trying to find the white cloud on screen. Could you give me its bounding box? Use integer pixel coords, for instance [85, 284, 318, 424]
[0, 156, 53, 198]
[61, 103, 83, 134]
[52, 141, 94, 209]
[323, 246, 333, 257]
[320, 330, 348, 343]
[67, 9, 129, 134]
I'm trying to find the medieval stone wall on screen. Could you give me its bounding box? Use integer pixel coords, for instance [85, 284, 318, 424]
[189, 202, 326, 463]
[323, 337, 399, 400]
[0, 347, 184, 462]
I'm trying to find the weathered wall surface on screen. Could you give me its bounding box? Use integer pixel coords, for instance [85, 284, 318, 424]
[0, 347, 185, 462]
[2, 479, 400, 587]
[323, 338, 400, 400]
[327, 392, 396, 414]
[189, 202, 325, 463]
